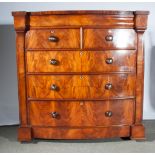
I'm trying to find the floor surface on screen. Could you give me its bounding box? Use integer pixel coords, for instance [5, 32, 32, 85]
[0, 121, 155, 153]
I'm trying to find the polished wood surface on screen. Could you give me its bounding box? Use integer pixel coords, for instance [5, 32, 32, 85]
[32, 126, 130, 139]
[26, 50, 136, 73]
[81, 50, 136, 72]
[26, 29, 80, 49]
[12, 10, 149, 141]
[26, 51, 81, 73]
[83, 29, 137, 50]
[27, 74, 135, 99]
[12, 10, 149, 16]
[29, 100, 134, 126]
[29, 15, 134, 28]
[16, 30, 27, 126]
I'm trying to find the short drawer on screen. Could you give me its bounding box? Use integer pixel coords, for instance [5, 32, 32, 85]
[26, 51, 81, 73]
[83, 29, 137, 50]
[29, 100, 134, 127]
[81, 50, 136, 72]
[26, 50, 136, 73]
[25, 29, 80, 49]
[27, 74, 135, 99]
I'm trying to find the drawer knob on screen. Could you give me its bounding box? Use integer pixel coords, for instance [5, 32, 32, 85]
[106, 58, 113, 64]
[105, 35, 113, 41]
[48, 36, 59, 42]
[50, 59, 58, 65]
[105, 111, 113, 117]
[51, 112, 59, 118]
[50, 84, 58, 91]
[105, 83, 112, 90]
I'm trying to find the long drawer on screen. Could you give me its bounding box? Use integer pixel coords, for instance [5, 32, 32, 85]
[29, 100, 134, 127]
[26, 50, 136, 73]
[27, 74, 135, 99]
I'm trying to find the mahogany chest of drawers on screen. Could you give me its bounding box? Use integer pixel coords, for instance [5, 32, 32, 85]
[12, 10, 149, 141]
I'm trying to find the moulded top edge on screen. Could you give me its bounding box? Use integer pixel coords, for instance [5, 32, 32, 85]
[12, 10, 149, 16]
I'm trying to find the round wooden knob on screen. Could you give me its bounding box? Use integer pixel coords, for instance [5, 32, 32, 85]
[105, 83, 112, 90]
[105, 35, 113, 41]
[105, 111, 113, 117]
[48, 36, 59, 42]
[51, 112, 59, 118]
[50, 84, 58, 91]
[106, 58, 113, 64]
[49, 59, 58, 65]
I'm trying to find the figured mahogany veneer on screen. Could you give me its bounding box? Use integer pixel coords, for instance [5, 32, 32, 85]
[26, 50, 136, 73]
[29, 100, 134, 126]
[32, 126, 130, 139]
[83, 29, 137, 50]
[26, 29, 80, 49]
[26, 28, 136, 50]
[12, 10, 149, 142]
[27, 74, 135, 99]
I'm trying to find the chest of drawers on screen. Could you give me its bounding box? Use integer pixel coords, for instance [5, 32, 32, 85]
[12, 10, 149, 142]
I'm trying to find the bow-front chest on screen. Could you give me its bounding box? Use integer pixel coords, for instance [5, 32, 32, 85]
[12, 10, 149, 141]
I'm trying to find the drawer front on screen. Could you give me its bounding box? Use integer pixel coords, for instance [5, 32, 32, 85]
[27, 74, 135, 99]
[83, 29, 137, 50]
[81, 50, 136, 72]
[26, 50, 136, 73]
[26, 51, 81, 73]
[29, 100, 134, 126]
[30, 14, 134, 28]
[25, 29, 80, 49]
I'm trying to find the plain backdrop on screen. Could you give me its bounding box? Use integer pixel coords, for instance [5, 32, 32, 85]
[0, 2, 155, 125]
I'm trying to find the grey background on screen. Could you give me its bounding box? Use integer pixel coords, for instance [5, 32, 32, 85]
[0, 2, 155, 125]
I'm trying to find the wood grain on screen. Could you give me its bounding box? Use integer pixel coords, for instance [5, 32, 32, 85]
[131, 13, 149, 140]
[26, 50, 136, 73]
[25, 29, 80, 49]
[16, 32, 28, 126]
[12, 10, 149, 141]
[12, 10, 148, 16]
[29, 100, 134, 127]
[27, 74, 135, 99]
[32, 126, 130, 139]
[84, 29, 137, 50]
[29, 15, 134, 28]
[18, 127, 32, 141]
[131, 124, 145, 140]
[26, 51, 81, 73]
[81, 50, 136, 72]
